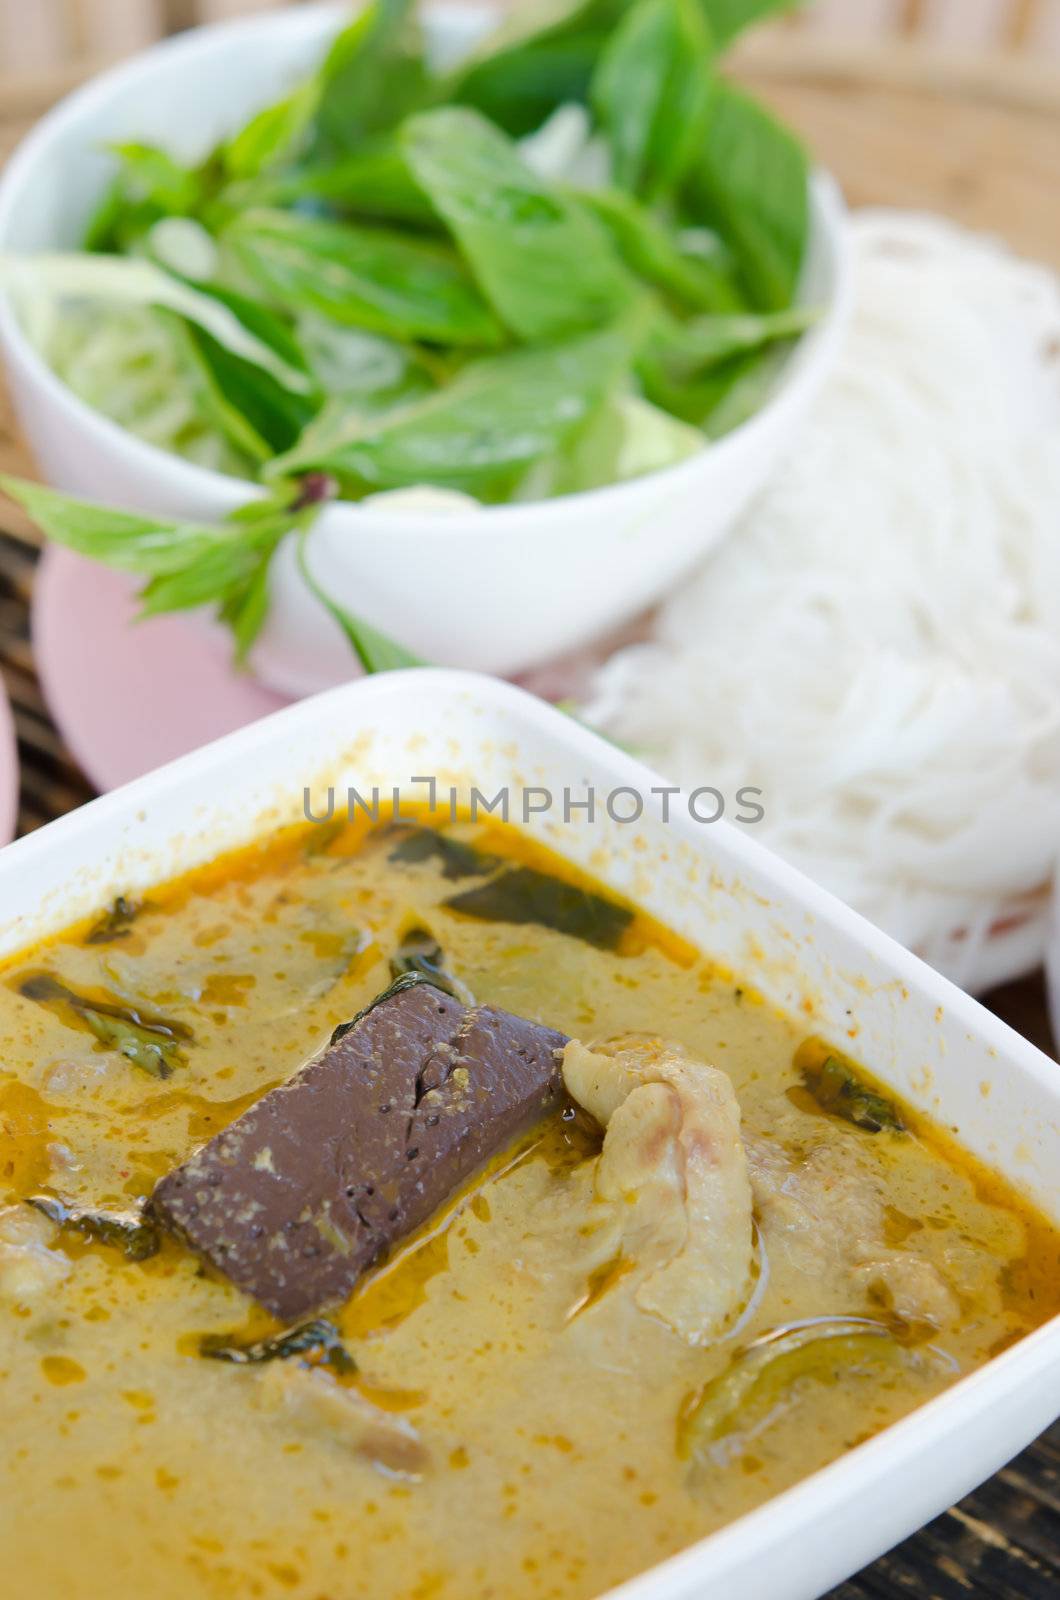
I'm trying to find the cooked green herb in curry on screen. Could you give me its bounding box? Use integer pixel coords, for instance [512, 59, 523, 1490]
[1, 818, 1057, 1600]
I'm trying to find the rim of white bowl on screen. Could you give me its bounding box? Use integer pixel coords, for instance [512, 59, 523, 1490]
[0, 0, 852, 531]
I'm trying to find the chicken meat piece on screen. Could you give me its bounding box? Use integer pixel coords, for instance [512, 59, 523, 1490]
[254, 1362, 427, 1480]
[0, 1203, 70, 1305]
[562, 1036, 754, 1344]
[745, 1136, 960, 1327]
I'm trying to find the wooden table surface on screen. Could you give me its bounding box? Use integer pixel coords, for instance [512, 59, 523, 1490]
[0, 45, 1058, 1600]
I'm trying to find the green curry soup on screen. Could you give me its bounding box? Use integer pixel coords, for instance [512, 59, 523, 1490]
[1, 818, 1056, 1600]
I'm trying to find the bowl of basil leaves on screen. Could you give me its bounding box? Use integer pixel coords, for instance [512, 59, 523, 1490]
[0, 1, 848, 691]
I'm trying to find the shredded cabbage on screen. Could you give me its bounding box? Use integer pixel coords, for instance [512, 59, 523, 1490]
[29, 300, 253, 479]
[2, 252, 311, 389]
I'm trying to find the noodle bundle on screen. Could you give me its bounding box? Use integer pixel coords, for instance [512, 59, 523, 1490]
[582, 213, 1060, 990]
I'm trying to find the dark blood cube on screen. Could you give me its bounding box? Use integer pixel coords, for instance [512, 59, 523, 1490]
[150, 977, 568, 1319]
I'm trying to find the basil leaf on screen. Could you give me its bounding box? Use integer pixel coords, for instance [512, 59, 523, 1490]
[444, 865, 633, 950]
[521, 392, 702, 498]
[28, 1196, 161, 1263]
[83, 142, 213, 253]
[802, 1056, 904, 1134]
[127, 493, 303, 666]
[182, 322, 319, 462]
[795, 1042, 905, 1134]
[584, 187, 744, 312]
[17, 972, 192, 1080]
[0, 474, 245, 576]
[136, 513, 287, 618]
[459, 0, 625, 58]
[82, 180, 130, 253]
[200, 1318, 355, 1374]
[388, 827, 499, 880]
[699, 0, 801, 48]
[311, 0, 429, 159]
[86, 895, 145, 945]
[106, 141, 204, 215]
[295, 525, 424, 675]
[222, 208, 503, 348]
[191, 278, 313, 373]
[448, 0, 624, 136]
[217, 544, 279, 665]
[699, 343, 790, 436]
[174, 277, 320, 463]
[222, 76, 321, 181]
[389, 926, 474, 1005]
[296, 320, 433, 411]
[0, 472, 288, 663]
[402, 108, 632, 342]
[637, 304, 814, 436]
[645, 304, 816, 379]
[273, 327, 630, 499]
[591, 0, 714, 200]
[684, 79, 809, 309]
[1, 475, 422, 674]
[452, 32, 607, 138]
[639, 341, 785, 430]
[239, 141, 435, 229]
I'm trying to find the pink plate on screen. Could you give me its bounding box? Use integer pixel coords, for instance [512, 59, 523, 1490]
[32, 548, 291, 793]
[0, 667, 17, 844]
[30, 547, 643, 798]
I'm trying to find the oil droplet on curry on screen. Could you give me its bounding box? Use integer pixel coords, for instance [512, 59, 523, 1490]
[0, 818, 1057, 1600]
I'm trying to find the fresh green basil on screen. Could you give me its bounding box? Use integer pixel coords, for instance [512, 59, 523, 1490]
[699, 0, 801, 48]
[295, 320, 433, 413]
[236, 141, 435, 229]
[310, 0, 429, 159]
[294, 525, 425, 675]
[7, 0, 821, 658]
[583, 187, 744, 312]
[272, 327, 631, 499]
[639, 341, 786, 431]
[181, 321, 318, 463]
[0, 475, 417, 672]
[174, 285, 317, 465]
[82, 143, 212, 253]
[591, 0, 714, 200]
[0, 474, 247, 577]
[223, 208, 504, 347]
[446, 0, 625, 130]
[222, 78, 322, 182]
[402, 108, 633, 342]
[451, 26, 608, 137]
[646, 304, 817, 377]
[105, 142, 204, 215]
[684, 78, 809, 309]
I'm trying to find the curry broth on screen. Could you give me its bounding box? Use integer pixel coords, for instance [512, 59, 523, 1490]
[1, 818, 1057, 1600]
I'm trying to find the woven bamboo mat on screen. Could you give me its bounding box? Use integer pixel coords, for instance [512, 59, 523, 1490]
[0, 43, 1058, 1600]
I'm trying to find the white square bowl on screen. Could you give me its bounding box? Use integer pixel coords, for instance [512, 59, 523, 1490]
[1, 669, 1057, 1600]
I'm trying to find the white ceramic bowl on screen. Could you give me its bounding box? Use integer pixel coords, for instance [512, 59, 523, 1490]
[0, 669, 1056, 1598]
[0, 3, 850, 695]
